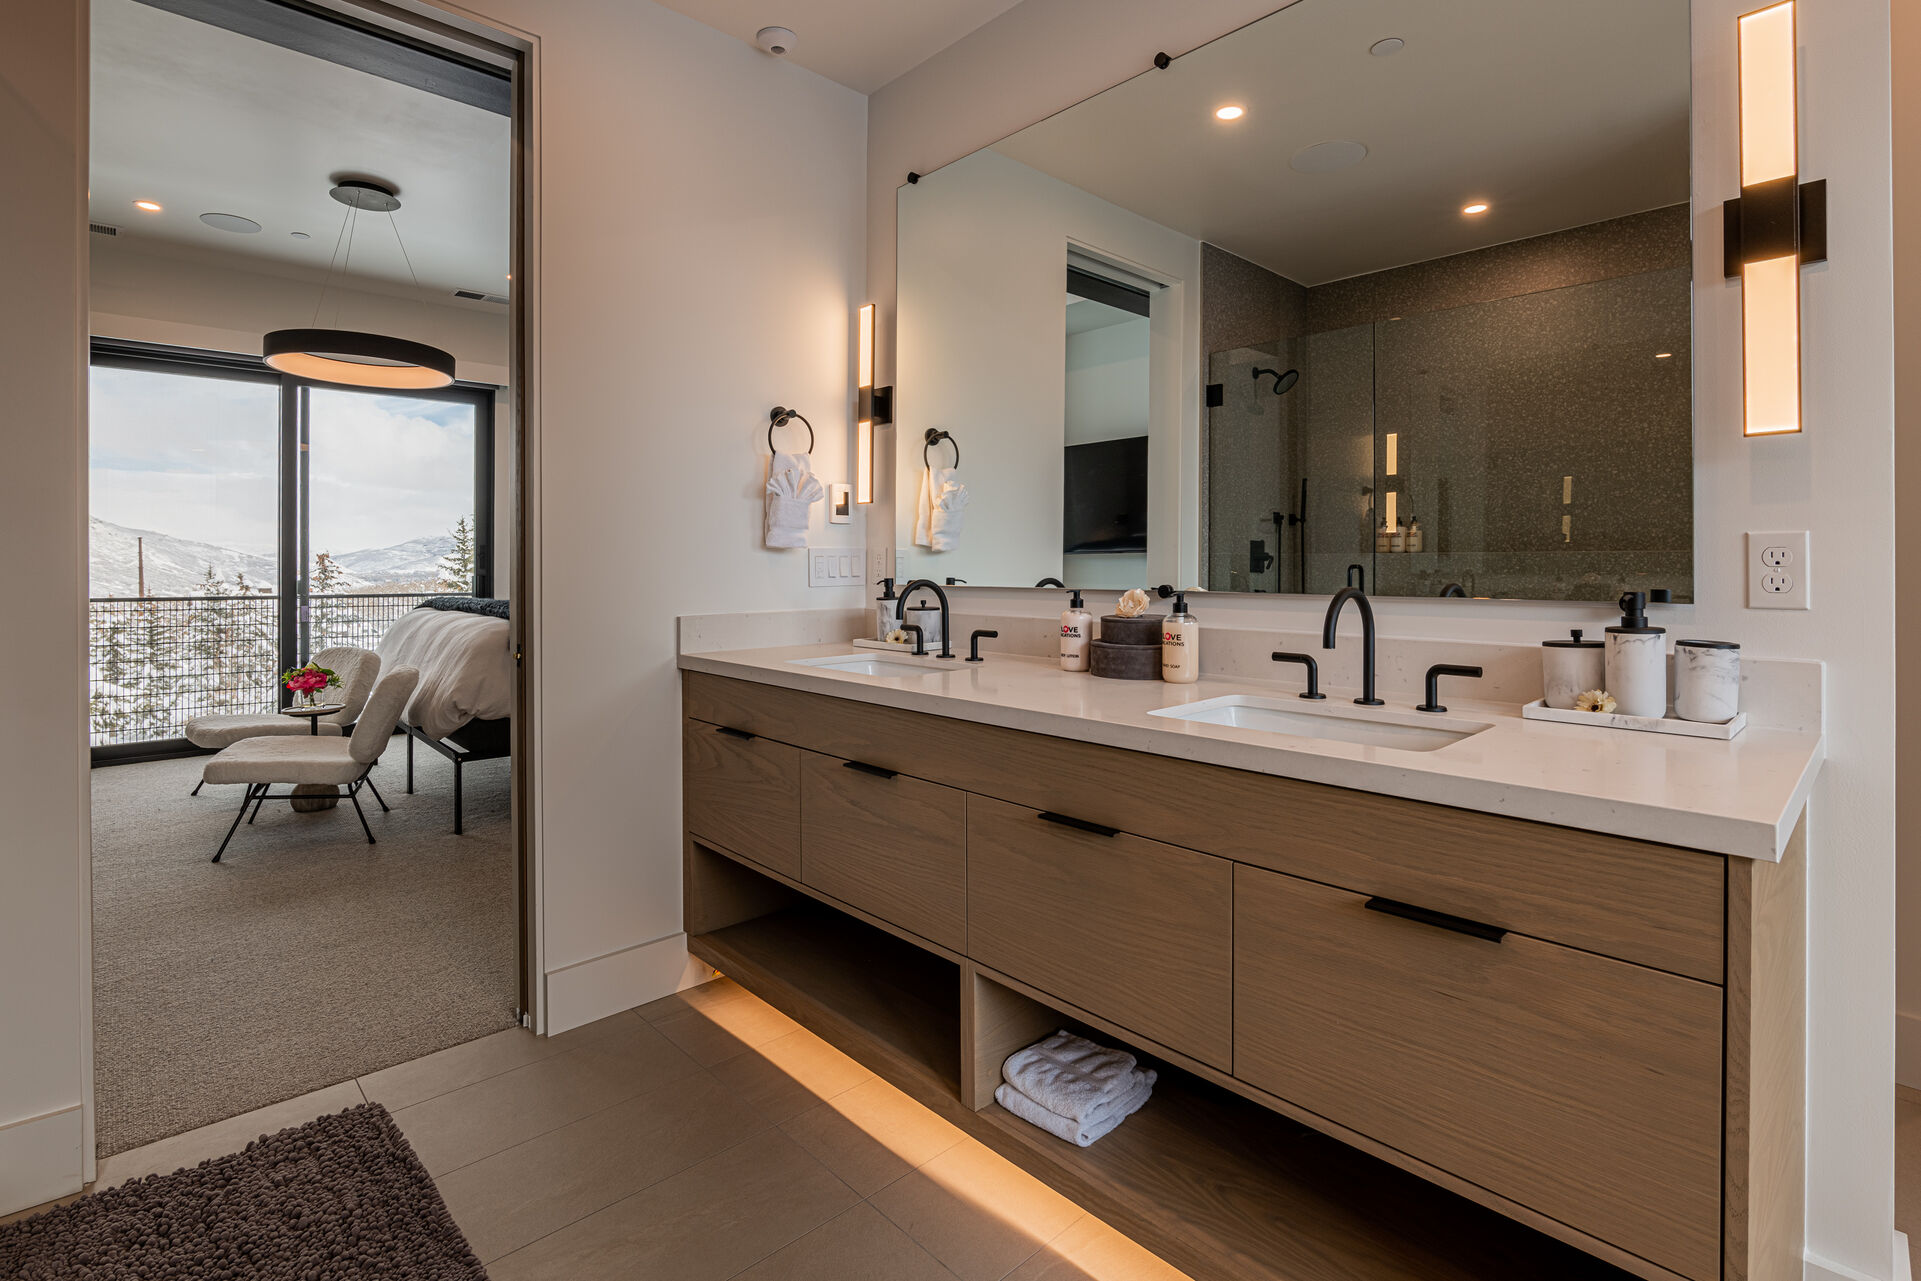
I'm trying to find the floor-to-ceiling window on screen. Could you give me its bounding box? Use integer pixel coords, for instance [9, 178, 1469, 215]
[87, 341, 494, 755]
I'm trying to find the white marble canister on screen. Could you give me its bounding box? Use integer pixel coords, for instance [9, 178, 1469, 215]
[1604, 627, 1668, 719]
[1541, 630, 1605, 709]
[1674, 640, 1741, 723]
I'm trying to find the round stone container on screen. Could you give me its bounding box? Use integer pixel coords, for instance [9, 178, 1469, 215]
[1098, 614, 1164, 647]
[1089, 640, 1163, 680]
[1674, 639, 1740, 723]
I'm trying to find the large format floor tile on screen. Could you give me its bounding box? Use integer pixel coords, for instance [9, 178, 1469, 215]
[780, 1076, 969, 1196]
[734, 1203, 960, 1281]
[869, 1139, 1087, 1281]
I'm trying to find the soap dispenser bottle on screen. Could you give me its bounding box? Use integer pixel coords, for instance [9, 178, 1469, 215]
[1060, 589, 1092, 672]
[874, 578, 899, 642]
[1162, 592, 1200, 684]
[1604, 590, 1669, 718]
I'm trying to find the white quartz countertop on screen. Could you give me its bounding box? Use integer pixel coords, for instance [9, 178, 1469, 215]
[679, 643, 1824, 862]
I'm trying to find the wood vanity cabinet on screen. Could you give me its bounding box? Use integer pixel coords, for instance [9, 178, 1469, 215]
[680, 671, 1805, 1281]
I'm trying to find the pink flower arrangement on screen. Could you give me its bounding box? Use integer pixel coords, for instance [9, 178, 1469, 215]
[283, 662, 340, 705]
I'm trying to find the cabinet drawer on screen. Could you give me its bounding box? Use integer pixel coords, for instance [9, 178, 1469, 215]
[683, 718, 800, 877]
[967, 796, 1233, 1069]
[800, 751, 966, 952]
[1233, 865, 1722, 1281]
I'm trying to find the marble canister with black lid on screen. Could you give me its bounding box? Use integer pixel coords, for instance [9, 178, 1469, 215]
[1540, 629, 1605, 709]
[1674, 639, 1740, 723]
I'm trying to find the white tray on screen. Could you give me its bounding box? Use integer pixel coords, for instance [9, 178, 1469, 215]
[1521, 699, 1746, 740]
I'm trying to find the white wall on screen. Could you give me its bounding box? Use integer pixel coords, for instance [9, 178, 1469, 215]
[90, 238, 511, 385]
[1898, 0, 1921, 1102]
[869, 1, 1899, 1276]
[0, 1, 93, 1216]
[895, 147, 1196, 589]
[429, 0, 869, 1031]
[1063, 317, 1148, 589]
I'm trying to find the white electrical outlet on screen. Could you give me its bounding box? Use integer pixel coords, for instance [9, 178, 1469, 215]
[807, 546, 865, 588]
[1746, 531, 1809, 609]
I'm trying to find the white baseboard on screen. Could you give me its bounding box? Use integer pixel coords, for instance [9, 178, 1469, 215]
[542, 932, 711, 1034]
[1898, 1010, 1921, 1089]
[1807, 1235, 1912, 1281]
[1896, 1232, 1912, 1281]
[0, 1104, 84, 1218]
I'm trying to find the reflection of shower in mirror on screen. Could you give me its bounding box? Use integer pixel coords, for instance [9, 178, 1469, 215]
[1252, 366, 1299, 395]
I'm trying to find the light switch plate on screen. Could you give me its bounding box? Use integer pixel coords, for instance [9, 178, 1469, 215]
[807, 546, 865, 588]
[1746, 530, 1809, 609]
[827, 483, 852, 524]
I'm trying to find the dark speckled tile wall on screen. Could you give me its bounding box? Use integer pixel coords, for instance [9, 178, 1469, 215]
[1202, 206, 1694, 602]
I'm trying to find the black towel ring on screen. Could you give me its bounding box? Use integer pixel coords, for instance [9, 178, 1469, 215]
[923, 429, 960, 468]
[768, 406, 814, 454]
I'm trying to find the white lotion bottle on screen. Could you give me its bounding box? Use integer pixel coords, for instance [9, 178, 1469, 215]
[1161, 591, 1200, 684]
[1060, 588, 1092, 671]
[1603, 590, 1668, 718]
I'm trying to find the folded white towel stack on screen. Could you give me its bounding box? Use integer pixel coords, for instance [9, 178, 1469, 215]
[765, 450, 823, 549]
[995, 1030, 1156, 1147]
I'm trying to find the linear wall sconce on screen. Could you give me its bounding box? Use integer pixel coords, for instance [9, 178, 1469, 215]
[1725, 0, 1825, 437]
[856, 303, 893, 505]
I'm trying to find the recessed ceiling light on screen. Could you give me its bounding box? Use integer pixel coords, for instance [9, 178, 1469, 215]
[290, 231, 311, 239]
[1215, 105, 1245, 121]
[199, 212, 261, 234]
[1290, 140, 1369, 174]
[1369, 37, 1405, 56]
[133, 199, 162, 213]
[1461, 201, 1490, 215]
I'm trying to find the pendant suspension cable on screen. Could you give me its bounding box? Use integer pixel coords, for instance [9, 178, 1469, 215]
[311, 202, 355, 326]
[386, 211, 434, 324]
[333, 203, 362, 329]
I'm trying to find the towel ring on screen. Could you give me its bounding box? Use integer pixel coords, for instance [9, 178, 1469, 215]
[923, 429, 960, 468]
[768, 406, 814, 454]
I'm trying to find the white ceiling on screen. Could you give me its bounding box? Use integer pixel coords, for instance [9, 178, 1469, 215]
[650, 0, 1025, 94]
[89, 0, 511, 300]
[992, 0, 1690, 286]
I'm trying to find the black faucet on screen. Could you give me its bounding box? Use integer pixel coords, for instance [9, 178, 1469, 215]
[967, 629, 998, 662]
[1034, 577, 1066, 589]
[1416, 663, 1483, 713]
[894, 580, 954, 659]
[1270, 652, 1326, 699]
[899, 623, 926, 656]
[1439, 583, 1467, 598]
[1322, 586, 1384, 706]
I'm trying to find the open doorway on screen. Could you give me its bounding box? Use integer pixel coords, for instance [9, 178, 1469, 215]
[85, 0, 524, 1158]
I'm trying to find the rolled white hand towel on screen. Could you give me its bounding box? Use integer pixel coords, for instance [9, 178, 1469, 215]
[995, 1071, 1154, 1147]
[1002, 1031, 1145, 1123]
[765, 450, 823, 549]
[928, 473, 968, 552]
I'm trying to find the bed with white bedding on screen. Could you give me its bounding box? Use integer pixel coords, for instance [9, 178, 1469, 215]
[377, 600, 513, 833]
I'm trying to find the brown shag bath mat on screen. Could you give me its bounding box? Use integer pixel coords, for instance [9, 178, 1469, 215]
[0, 1102, 487, 1280]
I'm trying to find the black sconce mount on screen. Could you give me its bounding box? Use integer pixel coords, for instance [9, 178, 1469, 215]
[1723, 178, 1827, 279]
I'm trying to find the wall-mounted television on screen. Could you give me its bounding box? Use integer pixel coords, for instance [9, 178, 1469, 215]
[1063, 435, 1147, 554]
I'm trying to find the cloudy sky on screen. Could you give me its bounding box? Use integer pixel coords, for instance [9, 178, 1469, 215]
[89, 364, 475, 559]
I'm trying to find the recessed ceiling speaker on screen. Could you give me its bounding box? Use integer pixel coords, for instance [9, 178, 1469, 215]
[199, 211, 261, 234]
[1370, 37, 1406, 56]
[755, 26, 796, 57]
[1290, 140, 1369, 174]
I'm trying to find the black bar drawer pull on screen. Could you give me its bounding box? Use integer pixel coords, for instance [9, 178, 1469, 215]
[714, 725, 756, 741]
[843, 760, 898, 780]
[1037, 811, 1120, 838]
[1364, 896, 1507, 943]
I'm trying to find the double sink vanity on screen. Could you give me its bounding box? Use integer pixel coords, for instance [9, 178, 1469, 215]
[678, 610, 1822, 1281]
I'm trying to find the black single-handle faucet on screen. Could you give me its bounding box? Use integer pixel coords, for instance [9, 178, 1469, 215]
[894, 580, 955, 659]
[1270, 652, 1326, 699]
[1416, 663, 1484, 714]
[1034, 577, 1067, 589]
[1322, 586, 1384, 706]
[967, 629, 999, 662]
[899, 623, 926, 656]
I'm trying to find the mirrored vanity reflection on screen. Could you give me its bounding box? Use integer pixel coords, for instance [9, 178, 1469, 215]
[895, 0, 1694, 602]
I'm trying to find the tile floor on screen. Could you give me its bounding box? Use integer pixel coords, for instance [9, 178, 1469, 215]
[8, 977, 1191, 1281]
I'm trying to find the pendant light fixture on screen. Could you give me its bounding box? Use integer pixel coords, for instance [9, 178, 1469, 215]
[263, 179, 457, 389]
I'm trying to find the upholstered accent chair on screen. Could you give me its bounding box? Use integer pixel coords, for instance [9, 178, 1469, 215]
[201, 667, 421, 862]
[184, 646, 380, 795]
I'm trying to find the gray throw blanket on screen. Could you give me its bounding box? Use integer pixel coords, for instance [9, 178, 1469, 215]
[418, 596, 509, 621]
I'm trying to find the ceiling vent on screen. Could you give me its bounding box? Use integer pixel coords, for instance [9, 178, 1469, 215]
[90, 222, 120, 237]
[453, 288, 510, 305]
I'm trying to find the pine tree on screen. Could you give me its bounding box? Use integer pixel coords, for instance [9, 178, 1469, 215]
[310, 551, 350, 651]
[436, 516, 475, 594]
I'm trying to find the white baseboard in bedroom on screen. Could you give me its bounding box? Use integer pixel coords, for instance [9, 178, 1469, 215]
[0, 1103, 84, 1218]
[543, 933, 711, 1035]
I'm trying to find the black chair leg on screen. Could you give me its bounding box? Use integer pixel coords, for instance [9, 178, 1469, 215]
[406, 731, 415, 794]
[191, 778, 204, 797]
[214, 786, 254, 862]
[453, 758, 463, 836]
[348, 786, 377, 844]
[247, 788, 267, 825]
[363, 774, 389, 812]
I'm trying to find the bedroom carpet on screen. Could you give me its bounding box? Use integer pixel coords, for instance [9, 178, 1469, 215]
[90, 745, 517, 1157]
[0, 1103, 488, 1280]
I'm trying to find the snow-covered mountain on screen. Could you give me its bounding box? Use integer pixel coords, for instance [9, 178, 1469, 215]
[332, 535, 453, 586]
[89, 519, 276, 598]
[90, 519, 457, 597]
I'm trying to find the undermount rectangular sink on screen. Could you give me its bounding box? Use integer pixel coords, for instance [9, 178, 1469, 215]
[789, 652, 945, 678]
[1149, 695, 1490, 753]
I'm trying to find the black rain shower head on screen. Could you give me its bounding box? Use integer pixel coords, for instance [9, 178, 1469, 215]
[1252, 366, 1299, 395]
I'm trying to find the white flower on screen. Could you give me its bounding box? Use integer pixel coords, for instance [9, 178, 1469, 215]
[1574, 689, 1618, 714]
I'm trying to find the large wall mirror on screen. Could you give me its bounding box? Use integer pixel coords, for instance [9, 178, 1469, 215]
[895, 0, 1693, 602]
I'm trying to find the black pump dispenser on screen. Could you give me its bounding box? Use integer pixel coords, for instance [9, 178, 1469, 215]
[1171, 591, 1192, 617]
[1068, 589, 1084, 609]
[876, 577, 897, 601]
[1609, 589, 1669, 635]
